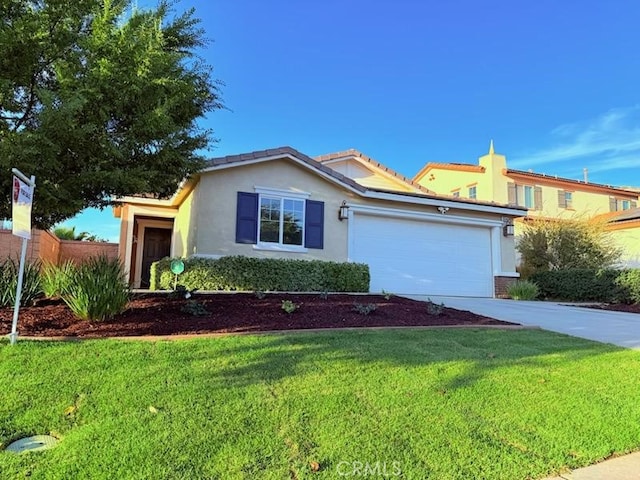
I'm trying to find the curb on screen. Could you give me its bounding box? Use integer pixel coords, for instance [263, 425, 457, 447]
[8, 324, 539, 343]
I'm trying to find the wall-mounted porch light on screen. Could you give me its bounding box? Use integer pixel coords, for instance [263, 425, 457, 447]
[503, 222, 515, 237]
[338, 201, 349, 221]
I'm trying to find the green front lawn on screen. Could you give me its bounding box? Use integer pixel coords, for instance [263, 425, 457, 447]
[1, 329, 640, 479]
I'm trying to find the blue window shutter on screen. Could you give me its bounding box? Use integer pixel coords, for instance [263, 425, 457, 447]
[304, 200, 324, 249]
[236, 192, 258, 244]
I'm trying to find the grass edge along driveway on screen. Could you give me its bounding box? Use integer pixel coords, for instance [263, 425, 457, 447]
[1, 328, 640, 479]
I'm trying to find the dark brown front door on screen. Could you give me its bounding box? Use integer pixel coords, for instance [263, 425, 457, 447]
[141, 228, 172, 288]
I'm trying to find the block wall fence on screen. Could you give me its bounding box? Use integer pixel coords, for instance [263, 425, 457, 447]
[0, 228, 118, 265]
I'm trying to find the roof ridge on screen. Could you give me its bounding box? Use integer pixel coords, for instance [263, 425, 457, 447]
[507, 168, 640, 195]
[315, 149, 435, 195]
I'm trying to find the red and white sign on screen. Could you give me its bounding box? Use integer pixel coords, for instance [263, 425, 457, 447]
[12, 175, 34, 239]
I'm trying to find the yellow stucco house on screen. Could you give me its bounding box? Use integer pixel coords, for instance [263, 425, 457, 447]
[413, 142, 640, 267]
[114, 147, 526, 296]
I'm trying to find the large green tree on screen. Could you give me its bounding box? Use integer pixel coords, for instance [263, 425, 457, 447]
[0, 0, 222, 228]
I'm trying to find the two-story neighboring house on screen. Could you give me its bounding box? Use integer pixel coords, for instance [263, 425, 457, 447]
[413, 142, 640, 267]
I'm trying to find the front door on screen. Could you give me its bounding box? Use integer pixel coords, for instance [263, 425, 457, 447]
[140, 228, 172, 288]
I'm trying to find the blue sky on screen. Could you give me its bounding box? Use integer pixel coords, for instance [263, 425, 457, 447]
[68, 0, 640, 241]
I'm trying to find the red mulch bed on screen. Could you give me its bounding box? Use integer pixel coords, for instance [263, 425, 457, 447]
[0, 293, 515, 338]
[580, 303, 640, 314]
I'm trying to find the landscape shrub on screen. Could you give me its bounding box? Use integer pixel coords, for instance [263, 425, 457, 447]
[617, 270, 640, 304]
[530, 268, 640, 303]
[151, 256, 370, 292]
[61, 256, 130, 321]
[0, 259, 43, 307]
[41, 261, 76, 298]
[517, 217, 621, 276]
[506, 280, 540, 300]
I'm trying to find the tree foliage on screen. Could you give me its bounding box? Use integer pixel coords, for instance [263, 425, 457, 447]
[52, 225, 105, 241]
[0, 0, 223, 228]
[517, 218, 622, 276]
[53, 226, 89, 240]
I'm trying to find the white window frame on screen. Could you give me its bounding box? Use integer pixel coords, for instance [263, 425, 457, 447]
[468, 185, 477, 199]
[253, 187, 309, 253]
[564, 191, 573, 209]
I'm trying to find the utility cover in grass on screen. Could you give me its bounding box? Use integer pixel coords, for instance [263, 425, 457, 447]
[5, 435, 58, 453]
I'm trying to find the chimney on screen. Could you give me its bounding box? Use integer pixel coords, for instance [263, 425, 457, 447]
[583, 167, 589, 183]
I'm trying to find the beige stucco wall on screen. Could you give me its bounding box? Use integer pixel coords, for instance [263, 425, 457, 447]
[516, 183, 623, 219]
[174, 188, 196, 257]
[417, 169, 488, 199]
[610, 226, 640, 268]
[194, 159, 353, 261]
[327, 159, 416, 192]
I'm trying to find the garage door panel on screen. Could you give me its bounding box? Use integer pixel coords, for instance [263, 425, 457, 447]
[351, 214, 493, 297]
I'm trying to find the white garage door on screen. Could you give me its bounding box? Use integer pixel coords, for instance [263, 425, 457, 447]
[351, 214, 493, 297]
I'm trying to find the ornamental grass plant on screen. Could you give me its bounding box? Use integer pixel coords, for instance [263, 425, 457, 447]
[61, 256, 130, 322]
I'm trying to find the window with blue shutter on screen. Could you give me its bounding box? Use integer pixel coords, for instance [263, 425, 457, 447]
[304, 200, 324, 249]
[235, 192, 258, 244]
[235, 191, 324, 250]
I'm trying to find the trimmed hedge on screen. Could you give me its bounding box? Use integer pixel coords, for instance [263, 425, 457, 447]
[150, 256, 370, 292]
[529, 268, 640, 303]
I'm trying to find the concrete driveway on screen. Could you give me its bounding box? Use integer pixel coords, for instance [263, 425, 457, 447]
[408, 296, 640, 349]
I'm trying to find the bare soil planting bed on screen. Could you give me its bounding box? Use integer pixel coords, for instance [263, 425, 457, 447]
[0, 293, 516, 338]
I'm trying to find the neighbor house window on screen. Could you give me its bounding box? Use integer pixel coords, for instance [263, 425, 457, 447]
[451, 190, 460, 198]
[468, 185, 477, 199]
[610, 197, 636, 212]
[508, 182, 541, 210]
[259, 196, 304, 246]
[558, 190, 573, 209]
[523, 185, 534, 208]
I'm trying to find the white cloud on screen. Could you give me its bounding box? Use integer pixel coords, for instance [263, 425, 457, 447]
[511, 106, 640, 171]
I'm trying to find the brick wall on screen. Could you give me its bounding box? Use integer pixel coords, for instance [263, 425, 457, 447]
[38, 230, 61, 264]
[494, 276, 518, 298]
[59, 240, 119, 264]
[0, 228, 41, 263]
[0, 228, 118, 265]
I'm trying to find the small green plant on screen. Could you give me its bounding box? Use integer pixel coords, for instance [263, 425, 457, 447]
[41, 261, 76, 299]
[318, 290, 329, 300]
[169, 285, 198, 300]
[507, 280, 540, 301]
[381, 289, 393, 300]
[0, 258, 43, 307]
[62, 256, 130, 322]
[254, 290, 266, 299]
[426, 298, 445, 316]
[352, 302, 377, 315]
[180, 300, 209, 316]
[281, 300, 299, 314]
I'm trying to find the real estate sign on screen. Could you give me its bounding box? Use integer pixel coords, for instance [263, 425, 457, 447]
[12, 175, 33, 239]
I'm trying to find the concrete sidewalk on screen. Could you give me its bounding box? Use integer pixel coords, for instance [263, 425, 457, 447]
[409, 296, 640, 349]
[541, 451, 640, 479]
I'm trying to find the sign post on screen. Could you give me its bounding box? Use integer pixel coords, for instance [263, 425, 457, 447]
[9, 168, 36, 345]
